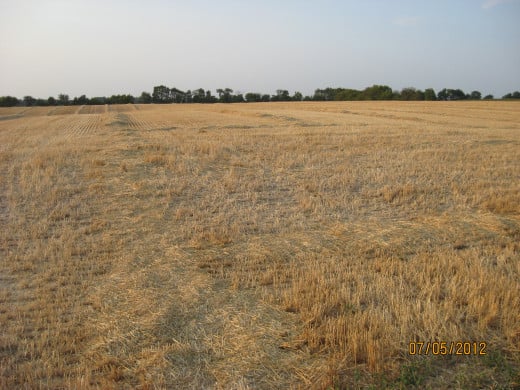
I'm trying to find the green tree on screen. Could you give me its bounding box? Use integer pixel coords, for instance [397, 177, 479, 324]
[0, 96, 19, 107]
[47, 96, 57, 106]
[221, 88, 233, 103]
[335, 88, 361, 100]
[58, 94, 69, 106]
[274, 89, 290, 101]
[185, 90, 192, 103]
[245, 93, 261, 102]
[170, 88, 185, 103]
[361, 85, 393, 100]
[292, 91, 303, 101]
[153, 85, 171, 103]
[191, 88, 204, 103]
[140, 92, 152, 104]
[73, 95, 88, 105]
[469, 91, 482, 100]
[232, 94, 244, 103]
[437, 88, 466, 100]
[23, 96, 36, 106]
[483, 94, 494, 100]
[89, 97, 106, 105]
[400, 87, 424, 101]
[424, 88, 436, 101]
[451, 89, 466, 100]
[36, 98, 49, 106]
[108, 94, 134, 104]
[205, 90, 216, 103]
[502, 91, 520, 99]
[437, 88, 448, 100]
[313, 88, 336, 101]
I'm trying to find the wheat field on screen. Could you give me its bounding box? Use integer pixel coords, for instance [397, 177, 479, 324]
[0, 101, 519, 389]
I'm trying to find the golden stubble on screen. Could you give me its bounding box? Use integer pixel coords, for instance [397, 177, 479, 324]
[0, 101, 519, 389]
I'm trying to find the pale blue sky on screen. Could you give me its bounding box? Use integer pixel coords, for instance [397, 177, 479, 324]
[1, 0, 519, 98]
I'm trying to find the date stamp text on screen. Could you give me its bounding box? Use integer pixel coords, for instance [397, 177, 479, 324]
[409, 341, 487, 356]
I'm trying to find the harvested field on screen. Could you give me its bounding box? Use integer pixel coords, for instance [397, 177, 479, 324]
[17, 107, 54, 117]
[108, 104, 137, 113]
[48, 106, 80, 116]
[78, 105, 107, 115]
[0, 107, 28, 117]
[0, 101, 519, 389]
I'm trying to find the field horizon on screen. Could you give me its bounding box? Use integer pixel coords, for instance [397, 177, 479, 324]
[1, 101, 519, 388]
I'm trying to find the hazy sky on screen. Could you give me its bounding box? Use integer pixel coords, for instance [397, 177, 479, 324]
[1, 0, 519, 98]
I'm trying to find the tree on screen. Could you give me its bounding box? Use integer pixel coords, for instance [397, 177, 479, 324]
[185, 90, 192, 103]
[140, 92, 152, 104]
[313, 88, 336, 101]
[245, 92, 262, 102]
[469, 91, 481, 100]
[152, 85, 171, 103]
[220, 88, 233, 103]
[361, 85, 393, 100]
[437, 88, 466, 101]
[232, 94, 244, 103]
[400, 87, 425, 101]
[273, 89, 290, 101]
[58, 94, 69, 106]
[8, 83, 501, 106]
[292, 91, 303, 101]
[192, 88, 206, 103]
[205, 90, 216, 103]
[335, 88, 361, 100]
[72, 95, 89, 105]
[107, 94, 133, 104]
[35, 98, 49, 106]
[451, 89, 467, 100]
[437, 88, 448, 100]
[0, 96, 19, 107]
[504, 91, 520, 99]
[89, 97, 106, 105]
[170, 88, 185, 103]
[424, 88, 436, 101]
[502, 91, 520, 99]
[23, 96, 36, 106]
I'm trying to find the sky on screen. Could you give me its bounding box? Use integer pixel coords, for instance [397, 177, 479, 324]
[1, 0, 519, 99]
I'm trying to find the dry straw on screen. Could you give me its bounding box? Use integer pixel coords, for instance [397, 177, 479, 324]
[0, 101, 518, 388]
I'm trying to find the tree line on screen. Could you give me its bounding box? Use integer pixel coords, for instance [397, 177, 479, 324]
[1, 85, 519, 107]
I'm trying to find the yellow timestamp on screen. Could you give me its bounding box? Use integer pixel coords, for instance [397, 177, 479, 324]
[409, 341, 487, 356]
